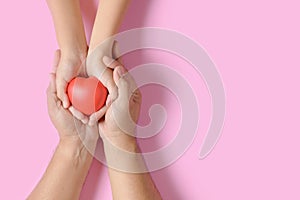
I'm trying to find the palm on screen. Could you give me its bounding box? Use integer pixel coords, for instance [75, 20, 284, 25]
[48, 51, 99, 150]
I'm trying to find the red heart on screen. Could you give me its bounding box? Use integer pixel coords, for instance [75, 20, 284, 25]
[67, 77, 108, 115]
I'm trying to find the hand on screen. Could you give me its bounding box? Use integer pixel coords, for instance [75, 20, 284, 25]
[47, 50, 106, 151]
[70, 40, 120, 123]
[55, 49, 87, 109]
[98, 57, 142, 149]
[86, 39, 120, 103]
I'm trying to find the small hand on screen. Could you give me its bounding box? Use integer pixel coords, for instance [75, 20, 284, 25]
[55, 50, 87, 109]
[86, 39, 120, 103]
[70, 40, 120, 124]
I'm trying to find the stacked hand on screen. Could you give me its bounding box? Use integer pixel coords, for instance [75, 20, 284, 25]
[55, 40, 120, 124]
[48, 47, 142, 151]
[32, 0, 162, 198]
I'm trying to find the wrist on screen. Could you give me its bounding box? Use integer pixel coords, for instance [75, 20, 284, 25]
[61, 48, 86, 61]
[59, 50, 87, 75]
[102, 132, 138, 153]
[58, 31, 88, 59]
[57, 138, 93, 165]
[102, 134, 148, 172]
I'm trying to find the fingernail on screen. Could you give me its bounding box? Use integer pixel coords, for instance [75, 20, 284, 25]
[103, 56, 114, 66]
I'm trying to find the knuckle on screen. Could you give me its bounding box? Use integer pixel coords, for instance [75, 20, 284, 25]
[136, 89, 142, 98]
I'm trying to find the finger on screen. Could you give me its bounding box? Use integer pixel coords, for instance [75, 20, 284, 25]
[47, 73, 57, 95]
[113, 66, 138, 101]
[112, 65, 123, 82]
[47, 74, 58, 110]
[112, 66, 130, 101]
[113, 66, 130, 87]
[52, 50, 61, 73]
[99, 69, 118, 101]
[132, 88, 142, 102]
[69, 106, 88, 124]
[112, 40, 123, 64]
[98, 122, 105, 139]
[56, 78, 70, 108]
[88, 106, 108, 126]
[105, 94, 112, 106]
[53, 49, 70, 108]
[106, 77, 118, 101]
[103, 56, 120, 69]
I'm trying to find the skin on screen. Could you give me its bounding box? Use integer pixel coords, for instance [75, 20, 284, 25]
[100, 58, 162, 200]
[89, 0, 131, 51]
[44, 0, 162, 199]
[27, 50, 104, 200]
[46, 0, 88, 109]
[47, 0, 131, 113]
[28, 52, 162, 199]
[85, 0, 132, 120]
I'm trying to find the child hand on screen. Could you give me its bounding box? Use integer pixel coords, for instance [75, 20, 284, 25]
[70, 40, 120, 124]
[86, 39, 119, 103]
[55, 50, 87, 109]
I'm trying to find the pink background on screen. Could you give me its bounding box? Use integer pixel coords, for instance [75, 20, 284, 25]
[0, 0, 299, 199]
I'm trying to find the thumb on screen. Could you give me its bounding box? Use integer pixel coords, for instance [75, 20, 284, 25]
[52, 50, 61, 73]
[56, 77, 70, 108]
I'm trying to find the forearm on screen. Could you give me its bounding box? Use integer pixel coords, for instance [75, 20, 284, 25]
[28, 138, 93, 200]
[103, 135, 162, 200]
[47, 0, 87, 56]
[89, 0, 131, 51]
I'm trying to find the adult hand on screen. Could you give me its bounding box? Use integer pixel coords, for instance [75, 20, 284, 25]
[98, 57, 142, 149]
[47, 50, 106, 151]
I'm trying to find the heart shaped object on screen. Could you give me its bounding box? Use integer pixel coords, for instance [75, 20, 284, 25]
[67, 77, 108, 115]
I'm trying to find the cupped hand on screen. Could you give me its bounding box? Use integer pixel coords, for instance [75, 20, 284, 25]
[47, 50, 106, 150]
[98, 57, 142, 148]
[86, 39, 120, 103]
[55, 50, 87, 109]
[70, 40, 120, 124]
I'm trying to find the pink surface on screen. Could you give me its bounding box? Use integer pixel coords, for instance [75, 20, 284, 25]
[0, 0, 299, 199]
